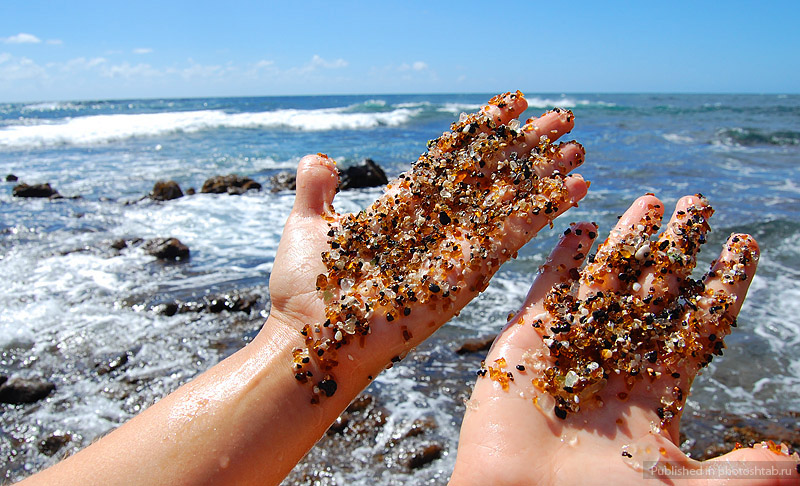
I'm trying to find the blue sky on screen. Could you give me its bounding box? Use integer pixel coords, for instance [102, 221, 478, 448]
[1, 0, 798, 102]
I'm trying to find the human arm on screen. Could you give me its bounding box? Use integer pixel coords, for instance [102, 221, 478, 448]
[19, 92, 589, 486]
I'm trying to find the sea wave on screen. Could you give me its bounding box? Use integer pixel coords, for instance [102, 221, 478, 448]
[663, 133, 696, 144]
[525, 96, 611, 109]
[0, 106, 422, 148]
[713, 127, 800, 147]
[20, 101, 83, 113]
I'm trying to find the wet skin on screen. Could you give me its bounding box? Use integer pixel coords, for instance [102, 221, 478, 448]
[451, 195, 800, 485]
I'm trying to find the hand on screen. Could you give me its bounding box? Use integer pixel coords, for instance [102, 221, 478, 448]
[265, 91, 589, 398]
[451, 194, 800, 485]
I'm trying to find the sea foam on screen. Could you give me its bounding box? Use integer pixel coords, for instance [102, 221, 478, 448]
[0, 106, 422, 148]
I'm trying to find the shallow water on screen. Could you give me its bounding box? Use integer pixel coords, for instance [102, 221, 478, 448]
[1, 93, 798, 483]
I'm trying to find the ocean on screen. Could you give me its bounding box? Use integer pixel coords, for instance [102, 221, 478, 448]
[1, 93, 798, 484]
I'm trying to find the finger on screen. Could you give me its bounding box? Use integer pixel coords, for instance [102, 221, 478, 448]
[481, 90, 528, 127]
[580, 194, 665, 296]
[291, 154, 340, 219]
[642, 195, 713, 304]
[499, 173, 590, 255]
[520, 221, 598, 310]
[678, 234, 760, 372]
[494, 140, 585, 180]
[703, 444, 799, 485]
[477, 110, 580, 182]
[534, 141, 586, 178]
[703, 233, 760, 317]
[488, 109, 578, 165]
[522, 108, 576, 145]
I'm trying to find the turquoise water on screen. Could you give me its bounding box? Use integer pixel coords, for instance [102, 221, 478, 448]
[1, 93, 799, 483]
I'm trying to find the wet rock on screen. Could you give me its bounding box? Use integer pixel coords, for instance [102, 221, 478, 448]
[328, 415, 350, 434]
[150, 180, 184, 201]
[142, 237, 190, 261]
[269, 172, 297, 192]
[454, 334, 497, 354]
[94, 352, 131, 375]
[270, 158, 389, 192]
[152, 291, 261, 316]
[326, 393, 388, 437]
[204, 292, 259, 314]
[401, 443, 443, 470]
[110, 237, 141, 251]
[339, 158, 388, 190]
[12, 182, 61, 199]
[403, 417, 438, 439]
[38, 432, 72, 456]
[153, 302, 180, 316]
[0, 377, 56, 404]
[681, 409, 800, 460]
[186, 187, 196, 195]
[201, 174, 261, 195]
[6, 174, 18, 182]
[346, 393, 374, 413]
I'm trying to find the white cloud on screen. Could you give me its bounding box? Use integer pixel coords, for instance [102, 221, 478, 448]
[309, 54, 347, 69]
[0, 54, 46, 80]
[61, 57, 108, 70]
[47, 39, 63, 45]
[254, 60, 274, 69]
[132, 48, 153, 55]
[3, 33, 42, 44]
[101, 62, 161, 79]
[398, 61, 429, 72]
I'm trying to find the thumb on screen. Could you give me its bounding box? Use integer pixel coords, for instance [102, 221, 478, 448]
[292, 154, 340, 219]
[698, 444, 799, 485]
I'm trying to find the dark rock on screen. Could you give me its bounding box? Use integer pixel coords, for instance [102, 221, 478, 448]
[151, 291, 261, 316]
[153, 302, 180, 316]
[454, 334, 497, 354]
[269, 172, 297, 192]
[270, 159, 388, 192]
[143, 238, 190, 261]
[6, 174, 18, 182]
[150, 180, 184, 201]
[0, 377, 55, 404]
[186, 187, 196, 195]
[339, 158, 388, 190]
[110, 239, 128, 251]
[94, 352, 130, 375]
[201, 174, 261, 195]
[38, 432, 72, 456]
[402, 443, 443, 470]
[681, 409, 800, 460]
[204, 292, 259, 314]
[328, 414, 350, 434]
[326, 393, 388, 438]
[346, 393, 374, 413]
[110, 238, 143, 252]
[12, 183, 61, 199]
[403, 417, 438, 439]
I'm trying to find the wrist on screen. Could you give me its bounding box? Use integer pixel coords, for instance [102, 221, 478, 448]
[254, 310, 374, 407]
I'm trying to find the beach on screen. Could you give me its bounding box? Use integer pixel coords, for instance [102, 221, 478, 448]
[1, 93, 799, 484]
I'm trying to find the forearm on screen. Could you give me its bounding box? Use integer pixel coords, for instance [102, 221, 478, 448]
[19, 314, 368, 486]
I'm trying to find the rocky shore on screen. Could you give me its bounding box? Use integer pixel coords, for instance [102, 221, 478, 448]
[3, 158, 798, 484]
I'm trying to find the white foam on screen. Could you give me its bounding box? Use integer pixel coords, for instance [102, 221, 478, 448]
[21, 101, 81, 112]
[525, 96, 604, 109]
[437, 102, 482, 114]
[663, 133, 695, 144]
[0, 106, 422, 148]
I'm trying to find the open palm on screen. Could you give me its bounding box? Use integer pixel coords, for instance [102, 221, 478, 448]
[452, 195, 799, 485]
